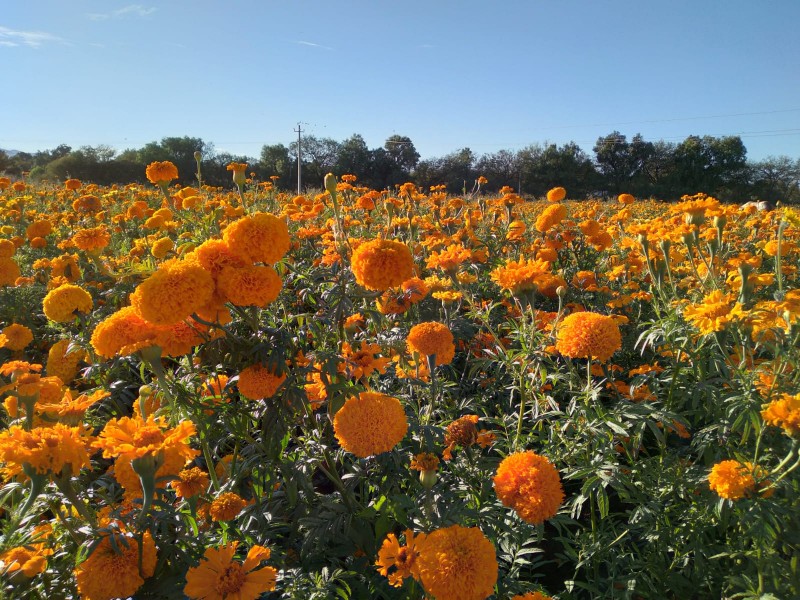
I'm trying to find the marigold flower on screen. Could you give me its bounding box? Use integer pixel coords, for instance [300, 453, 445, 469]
[682, 290, 739, 335]
[91, 306, 158, 358]
[237, 363, 287, 400]
[0, 545, 48, 577]
[340, 341, 391, 380]
[64, 178, 82, 191]
[490, 258, 553, 296]
[227, 162, 248, 187]
[150, 236, 174, 259]
[555, 311, 621, 362]
[333, 391, 408, 458]
[75, 530, 157, 600]
[216, 264, 282, 307]
[410, 452, 440, 472]
[42, 284, 93, 322]
[512, 593, 552, 600]
[0, 257, 21, 286]
[535, 204, 568, 233]
[426, 244, 473, 274]
[0, 423, 92, 476]
[761, 393, 800, 437]
[189, 238, 248, 278]
[708, 460, 758, 500]
[94, 414, 198, 464]
[546, 187, 567, 202]
[494, 451, 564, 524]
[406, 322, 455, 366]
[209, 491, 249, 521]
[72, 226, 111, 252]
[130, 258, 215, 326]
[618, 193, 635, 205]
[0, 239, 15, 258]
[145, 160, 179, 186]
[0, 322, 33, 351]
[222, 212, 290, 266]
[351, 238, 414, 291]
[171, 466, 210, 498]
[375, 530, 427, 587]
[184, 542, 277, 600]
[415, 525, 498, 600]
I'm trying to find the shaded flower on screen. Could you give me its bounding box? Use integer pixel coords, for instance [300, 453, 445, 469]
[184, 542, 277, 600]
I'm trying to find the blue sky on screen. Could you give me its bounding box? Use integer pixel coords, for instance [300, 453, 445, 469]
[2, 1, 799, 162]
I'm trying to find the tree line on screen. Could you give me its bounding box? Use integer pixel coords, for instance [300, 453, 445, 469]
[1, 132, 798, 202]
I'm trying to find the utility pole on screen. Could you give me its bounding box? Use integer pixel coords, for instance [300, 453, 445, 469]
[294, 122, 303, 194]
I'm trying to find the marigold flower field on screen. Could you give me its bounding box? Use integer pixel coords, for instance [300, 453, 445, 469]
[0, 166, 798, 599]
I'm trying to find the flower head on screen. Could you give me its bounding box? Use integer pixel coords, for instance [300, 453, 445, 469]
[0, 323, 33, 351]
[146, 161, 179, 186]
[222, 212, 290, 266]
[351, 238, 414, 291]
[184, 542, 277, 600]
[333, 391, 408, 458]
[375, 530, 427, 587]
[237, 363, 287, 400]
[555, 311, 621, 362]
[130, 258, 215, 326]
[535, 204, 567, 233]
[546, 187, 567, 202]
[75, 530, 157, 600]
[42, 284, 93, 322]
[415, 525, 498, 600]
[708, 460, 758, 500]
[494, 451, 564, 524]
[406, 322, 455, 366]
[0, 423, 91, 476]
[209, 492, 249, 521]
[216, 265, 282, 307]
[762, 393, 800, 437]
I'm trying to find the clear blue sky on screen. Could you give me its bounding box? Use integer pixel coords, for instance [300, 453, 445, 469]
[2, 1, 799, 162]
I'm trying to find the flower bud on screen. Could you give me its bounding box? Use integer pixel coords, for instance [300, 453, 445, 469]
[420, 469, 438, 489]
[324, 173, 337, 196]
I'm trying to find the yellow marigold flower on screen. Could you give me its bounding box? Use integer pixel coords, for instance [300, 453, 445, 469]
[42, 284, 93, 323]
[0, 423, 91, 475]
[209, 491, 249, 521]
[426, 244, 473, 274]
[507, 220, 527, 241]
[150, 236, 174, 259]
[0, 239, 15, 258]
[94, 414, 198, 463]
[37, 388, 107, 425]
[0, 545, 48, 577]
[112, 444, 188, 500]
[189, 238, 248, 278]
[222, 212, 290, 266]
[494, 451, 564, 525]
[375, 529, 427, 588]
[546, 187, 567, 202]
[406, 321, 455, 366]
[145, 160, 179, 186]
[490, 258, 553, 296]
[682, 290, 739, 335]
[761, 393, 800, 437]
[227, 162, 248, 187]
[130, 258, 215, 326]
[171, 466, 210, 499]
[49, 253, 81, 282]
[184, 542, 277, 600]
[72, 225, 111, 252]
[351, 238, 414, 291]
[535, 204, 568, 233]
[0, 257, 21, 286]
[0, 323, 33, 351]
[237, 363, 287, 400]
[90, 306, 157, 358]
[415, 525, 498, 600]
[333, 391, 408, 458]
[555, 311, 621, 362]
[75, 530, 157, 600]
[708, 460, 757, 500]
[216, 264, 282, 307]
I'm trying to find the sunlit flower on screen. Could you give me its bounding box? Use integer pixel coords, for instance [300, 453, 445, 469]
[535, 204, 568, 233]
[375, 529, 427, 587]
[333, 391, 408, 458]
[145, 160, 179, 186]
[351, 238, 414, 291]
[406, 322, 455, 366]
[130, 258, 215, 326]
[761, 393, 800, 437]
[0, 423, 92, 476]
[171, 466, 210, 499]
[494, 451, 564, 524]
[237, 363, 287, 400]
[42, 284, 93, 322]
[216, 264, 282, 307]
[0, 323, 33, 351]
[223, 212, 290, 266]
[556, 311, 621, 362]
[546, 187, 567, 202]
[209, 491, 249, 521]
[682, 290, 739, 335]
[184, 542, 277, 600]
[708, 460, 757, 500]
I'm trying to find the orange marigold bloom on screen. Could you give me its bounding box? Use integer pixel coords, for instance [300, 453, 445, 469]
[415, 525, 498, 600]
[90, 306, 159, 358]
[184, 542, 277, 600]
[0, 323, 33, 351]
[222, 212, 290, 266]
[410, 452, 440, 472]
[209, 491, 249, 521]
[618, 193, 635, 205]
[535, 204, 568, 233]
[0, 423, 92, 476]
[555, 311, 621, 362]
[145, 160, 179, 185]
[171, 466, 210, 498]
[546, 187, 567, 202]
[94, 414, 198, 463]
[237, 363, 287, 400]
[490, 258, 553, 296]
[72, 194, 102, 213]
[512, 593, 552, 600]
[402, 277, 429, 303]
[45, 339, 84, 384]
[406, 322, 455, 366]
[426, 244, 473, 274]
[494, 451, 564, 524]
[42, 284, 93, 322]
[340, 341, 390, 380]
[0, 239, 15, 258]
[333, 391, 408, 458]
[761, 393, 800, 437]
[75, 530, 157, 600]
[0, 257, 21, 286]
[150, 236, 174, 259]
[708, 460, 757, 500]
[130, 258, 215, 326]
[72, 226, 111, 252]
[64, 178, 82, 191]
[0, 545, 48, 577]
[375, 529, 427, 588]
[350, 238, 414, 291]
[682, 290, 739, 335]
[216, 264, 282, 307]
[189, 238, 248, 278]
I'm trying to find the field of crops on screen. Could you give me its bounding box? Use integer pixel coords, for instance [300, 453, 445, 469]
[0, 164, 797, 599]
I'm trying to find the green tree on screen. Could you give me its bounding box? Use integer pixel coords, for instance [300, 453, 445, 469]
[749, 155, 800, 204]
[384, 135, 420, 174]
[593, 132, 654, 194]
[670, 135, 748, 200]
[259, 143, 291, 188]
[519, 142, 599, 198]
[475, 150, 519, 192]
